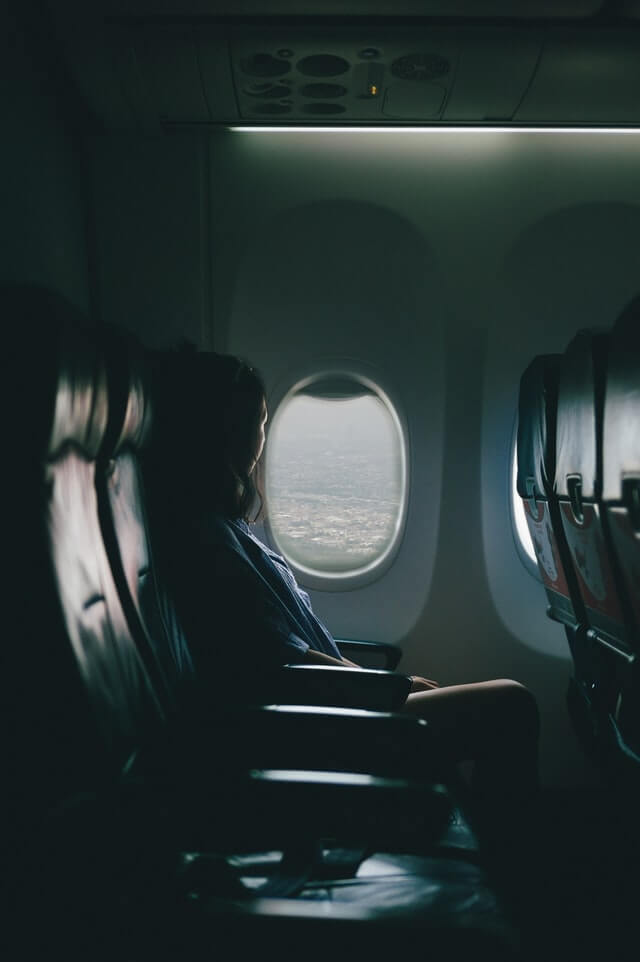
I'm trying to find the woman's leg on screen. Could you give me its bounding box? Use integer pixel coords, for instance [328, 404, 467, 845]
[402, 679, 540, 813]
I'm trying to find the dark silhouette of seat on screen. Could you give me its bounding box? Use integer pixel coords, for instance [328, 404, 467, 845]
[517, 353, 585, 633]
[555, 329, 631, 653]
[516, 350, 608, 760]
[549, 325, 637, 773]
[2, 286, 520, 961]
[599, 297, 640, 770]
[602, 298, 640, 648]
[2, 286, 172, 962]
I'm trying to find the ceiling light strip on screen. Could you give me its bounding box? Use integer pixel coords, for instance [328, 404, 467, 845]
[230, 125, 640, 134]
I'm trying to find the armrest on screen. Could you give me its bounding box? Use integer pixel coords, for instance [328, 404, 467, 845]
[208, 704, 446, 779]
[189, 768, 454, 855]
[139, 702, 455, 858]
[275, 664, 411, 712]
[335, 639, 402, 671]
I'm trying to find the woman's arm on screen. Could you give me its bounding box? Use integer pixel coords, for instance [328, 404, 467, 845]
[303, 647, 361, 669]
[303, 649, 439, 688]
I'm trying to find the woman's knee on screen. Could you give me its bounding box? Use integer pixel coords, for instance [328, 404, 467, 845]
[493, 679, 540, 740]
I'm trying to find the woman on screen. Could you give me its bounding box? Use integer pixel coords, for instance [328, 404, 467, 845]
[145, 348, 540, 826]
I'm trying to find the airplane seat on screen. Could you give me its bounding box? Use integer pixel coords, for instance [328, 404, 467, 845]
[99, 335, 485, 846]
[2, 290, 102, 845]
[516, 353, 585, 631]
[1, 286, 176, 961]
[95, 332, 533, 951]
[101, 339, 522, 960]
[600, 296, 640, 775]
[1, 287, 523, 959]
[516, 352, 602, 758]
[96, 325, 195, 719]
[515, 352, 604, 756]
[93, 333, 464, 807]
[1, 286, 161, 792]
[554, 327, 636, 771]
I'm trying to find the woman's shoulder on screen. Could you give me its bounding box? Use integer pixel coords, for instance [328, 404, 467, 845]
[195, 513, 284, 576]
[197, 513, 246, 549]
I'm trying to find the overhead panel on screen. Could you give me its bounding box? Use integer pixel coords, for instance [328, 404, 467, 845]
[229, 29, 460, 123]
[47, 11, 640, 130]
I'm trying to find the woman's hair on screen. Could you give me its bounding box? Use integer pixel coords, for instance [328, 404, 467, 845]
[147, 345, 266, 522]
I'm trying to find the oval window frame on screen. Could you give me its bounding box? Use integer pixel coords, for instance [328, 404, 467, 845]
[263, 361, 410, 592]
[509, 412, 542, 582]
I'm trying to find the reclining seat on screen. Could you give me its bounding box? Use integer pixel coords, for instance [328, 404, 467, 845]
[1, 286, 171, 961]
[95, 328, 479, 817]
[1, 286, 522, 958]
[600, 296, 640, 771]
[96, 327, 194, 719]
[517, 353, 586, 632]
[0, 288, 449, 956]
[2, 286, 161, 789]
[92, 328, 524, 959]
[516, 354, 601, 753]
[554, 328, 636, 767]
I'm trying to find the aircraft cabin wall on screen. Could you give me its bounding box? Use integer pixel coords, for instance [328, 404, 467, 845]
[0, 5, 89, 313]
[6, 1, 640, 793]
[89, 127, 640, 789]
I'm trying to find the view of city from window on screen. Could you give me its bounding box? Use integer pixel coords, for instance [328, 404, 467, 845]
[265, 392, 404, 573]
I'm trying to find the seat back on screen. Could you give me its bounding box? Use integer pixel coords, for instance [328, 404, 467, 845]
[516, 352, 612, 756]
[553, 326, 640, 772]
[555, 329, 633, 654]
[3, 288, 160, 802]
[95, 327, 194, 719]
[602, 297, 640, 646]
[517, 353, 585, 631]
[3, 289, 101, 830]
[2, 287, 176, 957]
[600, 297, 640, 763]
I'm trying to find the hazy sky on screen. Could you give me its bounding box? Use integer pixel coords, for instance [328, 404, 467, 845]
[267, 394, 398, 451]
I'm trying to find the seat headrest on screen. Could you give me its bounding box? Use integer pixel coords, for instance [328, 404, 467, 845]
[555, 328, 608, 500]
[49, 322, 108, 461]
[602, 295, 640, 501]
[612, 293, 640, 339]
[517, 354, 560, 500]
[0, 285, 107, 462]
[100, 325, 152, 460]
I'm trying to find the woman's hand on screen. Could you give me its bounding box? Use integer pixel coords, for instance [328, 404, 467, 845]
[409, 675, 440, 693]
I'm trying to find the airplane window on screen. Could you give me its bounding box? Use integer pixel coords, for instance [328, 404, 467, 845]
[510, 436, 540, 575]
[265, 375, 406, 582]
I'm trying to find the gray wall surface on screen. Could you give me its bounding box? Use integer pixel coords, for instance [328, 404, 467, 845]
[89, 134, 212, 349]
[87, 125, 640, 788]
[0, 5, 89, 311]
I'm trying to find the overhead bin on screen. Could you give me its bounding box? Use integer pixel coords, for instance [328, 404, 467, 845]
[516, 28, 640, 124]
[443, 30, 542, 121]
[50, 17, 640, 129]
[49, 1, 607, 19]
[228, 27, 545, 123]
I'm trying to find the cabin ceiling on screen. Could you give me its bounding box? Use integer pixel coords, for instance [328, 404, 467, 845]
[45, 0, 640, 130]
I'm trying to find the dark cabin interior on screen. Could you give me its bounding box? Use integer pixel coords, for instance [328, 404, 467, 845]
[3, 2, 640, 960]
